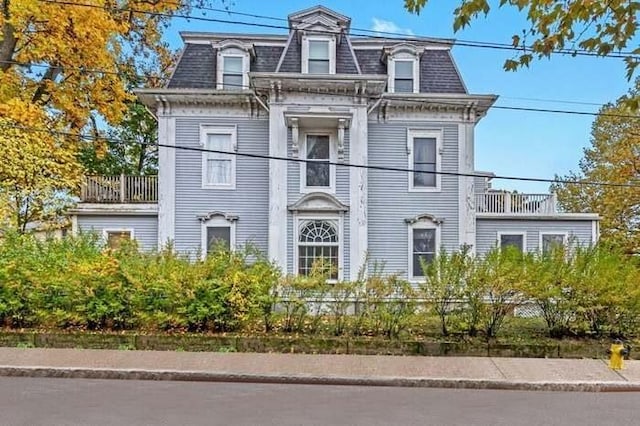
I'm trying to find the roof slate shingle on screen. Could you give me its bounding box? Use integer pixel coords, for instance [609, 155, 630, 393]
[253, 46, 284, 72]
[278, 33, 301, 73]
[353, 49, 385, 75]
[419, 50, 466, 94]
[167, 44, 216, 89]
[336, 40, 359, 74]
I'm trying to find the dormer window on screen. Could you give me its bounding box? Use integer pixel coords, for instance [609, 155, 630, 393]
[384, 44, 423, 94]
[222, 56, 243, 90]
[213, 40, 254, 91]
[309, 40, 330, 74]
[302, 36, 336, 74]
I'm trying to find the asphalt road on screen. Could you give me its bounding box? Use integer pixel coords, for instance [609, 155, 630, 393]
[0, 377, 638, 426]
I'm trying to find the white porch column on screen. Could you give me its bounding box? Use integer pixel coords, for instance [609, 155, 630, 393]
[458, 121, 476, 252]
[157, 115, 176, 248]
[349, 106, 368, 278]
[269, 104, 288, 272]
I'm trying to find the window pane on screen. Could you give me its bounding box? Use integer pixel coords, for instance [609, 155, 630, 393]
[207, 226, 230, 252]
[394, 79, 413, 93]
[413, 163, 436, 187]
[413, 254, 434, 277]
[395, 60, 413, 78]
[307, 135, 330, 159]
[207, 159, 232, 184]
[207, 134, 232, 151]
[500, 234, 524, 251]
[308, 59, 330, 74]
[223, 56, 243, 73]
[306, 162, 330, 187]
[413, 229, 436, 253]
[299, 220, 338, 243]
[414, 138, 436, 162]
[298, 246, 338, 279]
[309, 41, 329, 59]
[223, 74, 243, 90]
[542, 234, 565, 253]
[107, 231, 131, 250]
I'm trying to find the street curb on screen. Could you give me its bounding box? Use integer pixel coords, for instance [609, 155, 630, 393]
[1, 366, 639, 392]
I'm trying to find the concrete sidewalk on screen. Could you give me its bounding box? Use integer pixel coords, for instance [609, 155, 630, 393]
[0, 348, 639, 392]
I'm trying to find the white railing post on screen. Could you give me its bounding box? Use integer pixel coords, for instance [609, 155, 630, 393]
[504, 193, 512, 213]
[120, 174, 126, 203]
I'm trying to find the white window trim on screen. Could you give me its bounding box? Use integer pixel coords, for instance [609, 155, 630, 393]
[497, 231, 527, 252]
[388, 54, 420, 94]
[201, 216, 236, 258]
[294, 214, 344, 282]
[539, 232, 568, 253]
[301, 35, 336, 74]
[300, 130, 337, 194]
[200, 125, 237, 190]
[407, 129, 442, 192]
[408, 219, 441, 281]
[102, 228, 135, 245]
[216, 51, 250, 90]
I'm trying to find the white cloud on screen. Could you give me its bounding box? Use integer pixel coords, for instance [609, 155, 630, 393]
[371, 18, 414, 36]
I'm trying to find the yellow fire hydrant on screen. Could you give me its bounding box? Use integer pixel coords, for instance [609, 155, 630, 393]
[608, 339, 629, 370]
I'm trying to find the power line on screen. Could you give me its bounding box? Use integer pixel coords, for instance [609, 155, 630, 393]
[4, 58, 639, 120]
[38, 0, 640, 60]
[4, 123, 640, 189]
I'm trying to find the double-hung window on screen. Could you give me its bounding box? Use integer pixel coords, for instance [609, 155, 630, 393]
[541, 233, 567, 254]
[206, 226, 231, 252]
[411, 228, 436, 278]
[409, 130, 440, 191]
[499, 232, 526, 253]
[304, 134, 332, 189]
[201, 127, 236, 189]
[222, 56, 243, 90]
[308, 40, 330, 74]
[394, 60, 414, 93]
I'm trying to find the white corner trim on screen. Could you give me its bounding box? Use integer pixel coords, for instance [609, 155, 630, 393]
[497, 231, 527, 251]
[458, 122, 475, 252]
[407, 128, 442, 192]
[268, 105, 288, 271]
[200, 125, 237, 190]
[539, 231, 569, 252]
[200, 216, 237, 259]
[407, 218, 441, 280]
[71, 215, 79, 236]
[158, 117, 176, 248]
[350, 106, 368, 281]
[592, 220, 600, 244]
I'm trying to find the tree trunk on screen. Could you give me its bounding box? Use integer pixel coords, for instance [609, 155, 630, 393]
[0, 0, 17, 72]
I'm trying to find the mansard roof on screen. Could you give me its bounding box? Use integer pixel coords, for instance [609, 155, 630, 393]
[166, 6, 468, 94]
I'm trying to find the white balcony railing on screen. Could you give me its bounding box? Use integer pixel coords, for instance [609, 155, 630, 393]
[80, 175, 158, 203]
[475, 192, 557, 215]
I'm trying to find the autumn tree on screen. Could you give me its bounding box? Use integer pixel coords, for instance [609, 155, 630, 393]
[405, 1, 640, 100]
[0, 0, 213, 230]
[552, 80, 640, 254]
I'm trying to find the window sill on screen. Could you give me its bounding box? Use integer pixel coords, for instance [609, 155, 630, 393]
[408, 187, 441, 193]
[202, 184, 236, 190]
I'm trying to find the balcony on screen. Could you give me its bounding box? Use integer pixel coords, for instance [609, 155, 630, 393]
[475, 192, 557, 215]
[80, 175, 158, 203]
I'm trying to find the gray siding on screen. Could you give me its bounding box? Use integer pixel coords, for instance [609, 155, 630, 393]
[476, 219, 595, 255]
[174, 118, 269, 256]
[368, 122, 460, 278]
[287, 130, 351, 279]
[77, 215, 158, 251]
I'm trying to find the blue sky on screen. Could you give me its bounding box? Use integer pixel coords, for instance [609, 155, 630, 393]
[164, 1, 635, 193]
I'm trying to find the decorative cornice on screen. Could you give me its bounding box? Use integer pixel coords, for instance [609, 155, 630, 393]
[404, 214, 444, 225]
[288, 192, 349, 213]
[197, 211, 239, 223]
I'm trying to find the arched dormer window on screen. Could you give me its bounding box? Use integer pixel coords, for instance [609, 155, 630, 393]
[383, 44, 424, 94]
[213, 40, 255, 91]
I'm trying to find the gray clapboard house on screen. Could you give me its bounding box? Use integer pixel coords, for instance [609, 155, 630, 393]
[69, 5, 599, 281]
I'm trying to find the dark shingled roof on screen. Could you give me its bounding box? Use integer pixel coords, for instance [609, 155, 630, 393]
[354, 49, 385, 75]
[419, 50, 466, 94]
[278, 33, 301, 72]
[253, 46, 284, 72]
[336, 40, 359, 74]
[167, 44, 216, 89]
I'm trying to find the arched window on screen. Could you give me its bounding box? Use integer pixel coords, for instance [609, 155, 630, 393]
[298, 220, 339, 279]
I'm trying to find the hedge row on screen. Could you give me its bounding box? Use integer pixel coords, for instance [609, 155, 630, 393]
[0, 233, 639, 339]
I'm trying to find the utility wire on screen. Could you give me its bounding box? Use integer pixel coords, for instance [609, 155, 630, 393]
[38, 0, 640, 60]
[4, 123, 640, 189]
[3, 59, 638, 120]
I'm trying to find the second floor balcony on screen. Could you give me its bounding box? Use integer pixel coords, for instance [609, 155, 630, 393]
[475, 192, 558, 215]
[80, 175, 158, 203]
